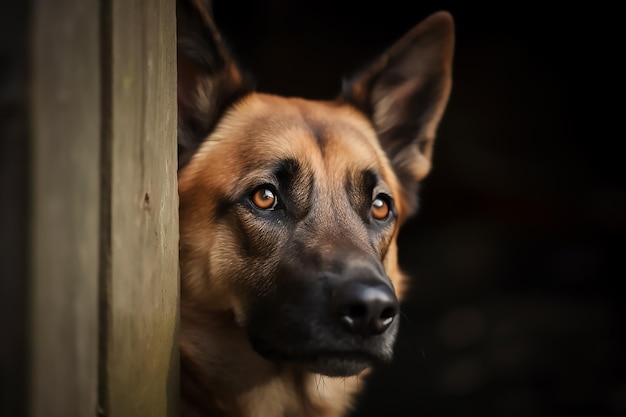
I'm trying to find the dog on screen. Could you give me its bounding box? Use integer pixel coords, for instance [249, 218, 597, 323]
[176, 1, 454, 416]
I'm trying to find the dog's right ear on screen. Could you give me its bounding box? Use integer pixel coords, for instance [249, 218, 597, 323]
[340, 12, 454, 217]
[177, 0, 252, 169]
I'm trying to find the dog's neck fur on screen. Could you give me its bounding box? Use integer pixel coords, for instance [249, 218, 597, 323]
[180, 306, 361, 417]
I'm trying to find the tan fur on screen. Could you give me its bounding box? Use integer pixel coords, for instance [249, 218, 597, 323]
[179, 94, 409, 417]
[177, 3, 453, 415]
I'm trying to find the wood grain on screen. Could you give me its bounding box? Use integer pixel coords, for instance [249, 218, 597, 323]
[100, 1, 179, 416]
[30, 1, 101, 416]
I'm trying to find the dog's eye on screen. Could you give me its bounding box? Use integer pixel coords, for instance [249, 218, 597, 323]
[251, 187, 278, 210]
[371, 196, 390, 220]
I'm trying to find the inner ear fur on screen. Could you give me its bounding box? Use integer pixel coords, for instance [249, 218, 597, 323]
[177, 0, 253, 169]
[341, 11, 455, 216]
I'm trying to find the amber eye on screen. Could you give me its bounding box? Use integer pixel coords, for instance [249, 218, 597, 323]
[371, 196, 390, 220]
[251, 187, 278, 210]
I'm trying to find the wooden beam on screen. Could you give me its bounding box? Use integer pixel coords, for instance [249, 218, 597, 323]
[1, 2, 179, 416]
[0, 1, 32, 416]
[99, 1, 179, 416]
[29, 1, 101, 416]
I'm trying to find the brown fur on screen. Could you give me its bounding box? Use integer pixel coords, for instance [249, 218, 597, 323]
[177, 1, 454, 416]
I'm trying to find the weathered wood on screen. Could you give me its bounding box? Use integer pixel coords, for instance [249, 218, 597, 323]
[0, 2, 31, 416]
[29, 1, 101, 416]
[100, 1, 179, 416]
[1, 2, 178, 416]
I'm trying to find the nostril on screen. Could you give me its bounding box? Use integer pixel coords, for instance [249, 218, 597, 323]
[380, 306, 397, 326]
[339, 303, 367, 329]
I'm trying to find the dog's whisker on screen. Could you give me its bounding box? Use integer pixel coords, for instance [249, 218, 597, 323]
[399, 309, 414, 327]
[321, 376, 329, 394]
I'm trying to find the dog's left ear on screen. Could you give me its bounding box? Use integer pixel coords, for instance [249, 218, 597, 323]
[341, 12, 454, 215]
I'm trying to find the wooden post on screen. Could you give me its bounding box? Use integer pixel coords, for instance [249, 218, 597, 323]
[29, 0, 102, 416]
[0, 1, 33, 416]
[100, 1, 179, 417]
[0, 1, 179, 416]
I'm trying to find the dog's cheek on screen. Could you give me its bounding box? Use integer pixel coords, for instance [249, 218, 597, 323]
[209, 216, 286, 323]
[207, 226, 248, 290]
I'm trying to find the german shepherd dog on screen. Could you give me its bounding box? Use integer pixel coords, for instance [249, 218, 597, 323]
[177, 0, 454, 415]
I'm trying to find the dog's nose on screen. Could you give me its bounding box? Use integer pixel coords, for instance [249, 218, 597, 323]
[331, 281, 399, 337]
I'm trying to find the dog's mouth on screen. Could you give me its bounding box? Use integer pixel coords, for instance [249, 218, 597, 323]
[303, 351, 382, 377]
[251, 341, 389, 377]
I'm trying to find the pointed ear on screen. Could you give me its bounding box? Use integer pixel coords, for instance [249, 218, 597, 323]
[341, 12, 454, 215]
[177, 0, 253, 169]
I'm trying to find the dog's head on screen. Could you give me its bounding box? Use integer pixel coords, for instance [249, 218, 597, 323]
[177, 0, 453, 377]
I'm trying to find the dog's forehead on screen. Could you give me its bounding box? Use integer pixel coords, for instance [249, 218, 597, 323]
[179, 93, 404, 209]
[201, 93, 395, 180]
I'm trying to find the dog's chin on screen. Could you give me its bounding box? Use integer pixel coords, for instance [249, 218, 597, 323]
[305, 353, 373, 377]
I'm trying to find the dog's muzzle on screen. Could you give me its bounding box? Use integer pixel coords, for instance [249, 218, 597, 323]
[245, 251, 400, 377]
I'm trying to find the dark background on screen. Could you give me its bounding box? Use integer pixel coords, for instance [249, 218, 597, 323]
[211, 1, 624, 416]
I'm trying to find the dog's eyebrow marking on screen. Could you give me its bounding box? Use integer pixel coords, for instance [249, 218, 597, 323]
[309, 123, 327, 155]
[345, 168, 377, 217]
[273, 158, 302, 187]
[273, 157, 314, 220]
[362, 169, 379, 194]
[351, 169, 381, 195]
